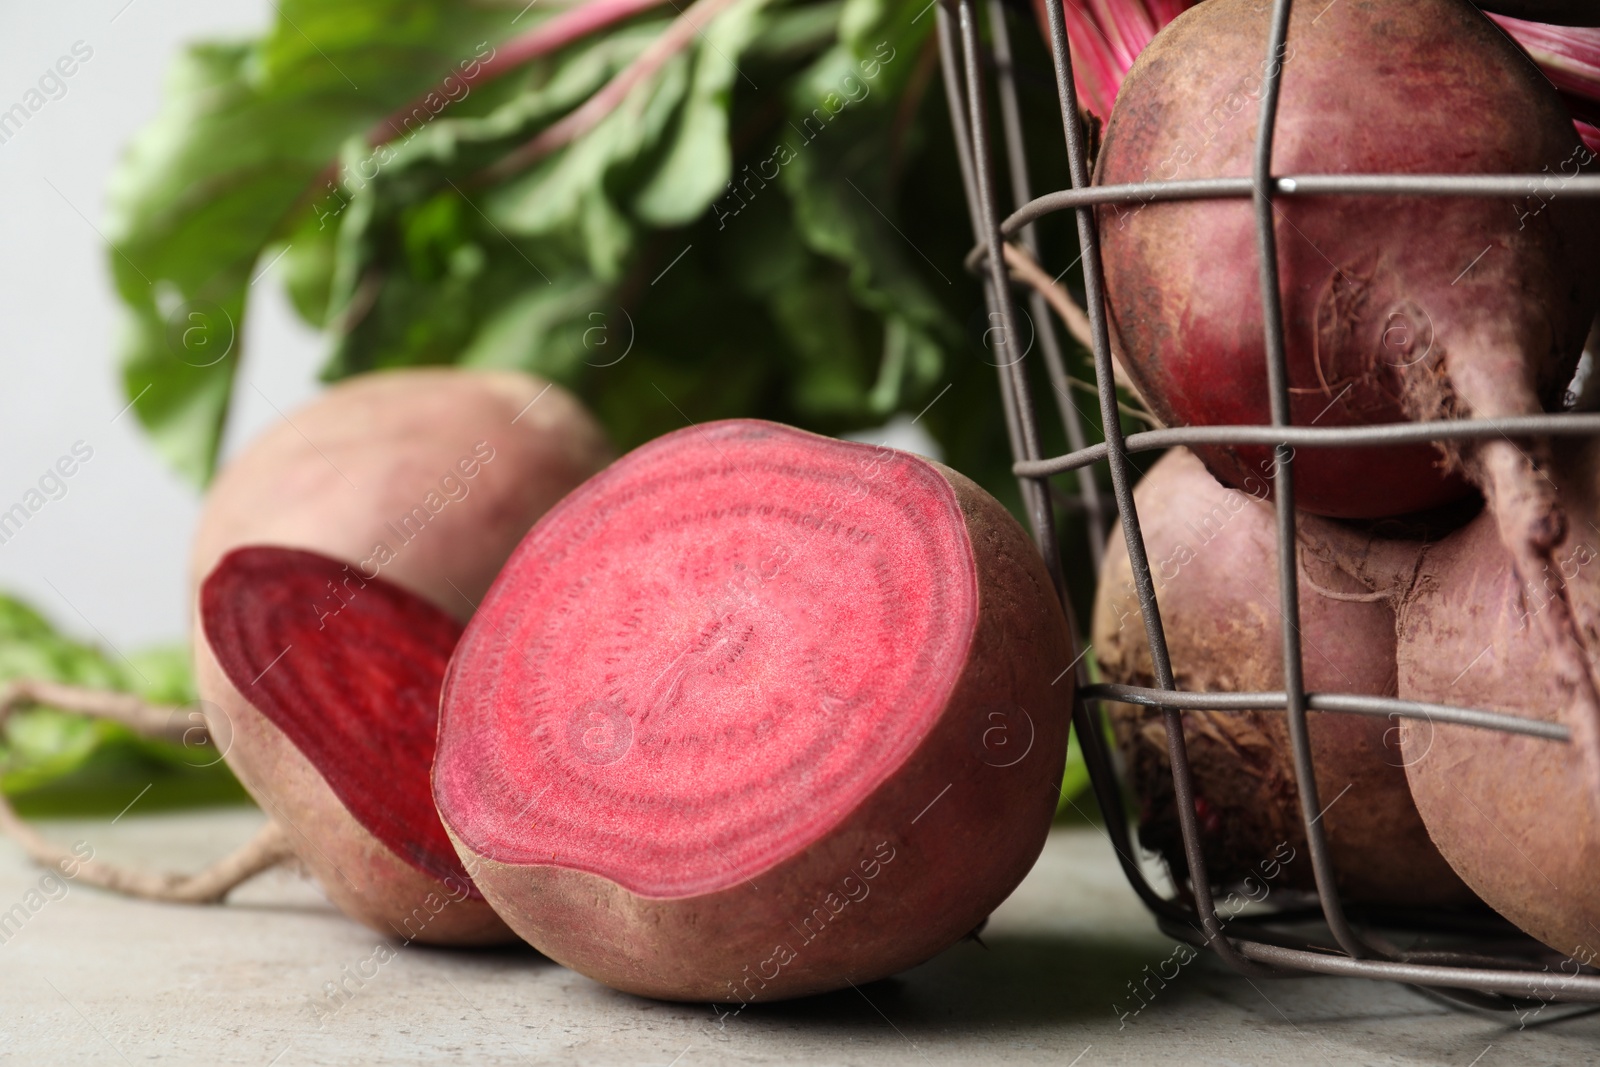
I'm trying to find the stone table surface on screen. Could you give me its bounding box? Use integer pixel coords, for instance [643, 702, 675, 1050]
[0, 809, 1594, 1065]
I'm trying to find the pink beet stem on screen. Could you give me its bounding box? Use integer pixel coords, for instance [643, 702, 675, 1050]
[1062, 0, 1191, 118]
[367, 0, 675, 148]
[1063, 1, 1126, 118]
[1491, 16, 1600, 100]
[1577, 120, 1600, 154]
[1091, 0, 1157, 73]
[1063, 0, 1600, 144]
[484, 0, 743, 180]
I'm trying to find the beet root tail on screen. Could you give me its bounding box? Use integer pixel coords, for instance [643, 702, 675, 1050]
[1472, 446, 1600, 807]
[0, 800, 294, 904]
[1434, 336, 1600, 804]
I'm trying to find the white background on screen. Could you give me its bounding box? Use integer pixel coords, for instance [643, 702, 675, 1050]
[1, 0, 369, 652]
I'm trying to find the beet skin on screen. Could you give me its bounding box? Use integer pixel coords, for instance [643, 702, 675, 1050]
[191, 368, 611, 943]
[1097, 0, 1600, 519]
[192, 367, 613, 621]
[1093, 449, 1475, 907]
[1399, 443, 1600, 961]
[435, 420, 1076, 1000]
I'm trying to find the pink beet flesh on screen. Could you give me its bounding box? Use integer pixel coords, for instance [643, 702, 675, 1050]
[201, 546, 478, 896]
[437, 422, 977, 896]
[436, 419, 1073, 1000]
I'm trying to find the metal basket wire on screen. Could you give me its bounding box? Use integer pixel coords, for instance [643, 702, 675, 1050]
[937, 0, 1600, 1015]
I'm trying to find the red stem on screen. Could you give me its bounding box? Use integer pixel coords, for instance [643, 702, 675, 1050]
[367, 0, 676, 147]
[482, 0, 744, 181]
[1490, 15, 1600, 100]
[1048, 0, 1600, 135]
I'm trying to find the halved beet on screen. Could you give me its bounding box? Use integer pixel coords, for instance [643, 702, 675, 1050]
[435, 419, 1074, 1001]
[198, 545, 512, 945]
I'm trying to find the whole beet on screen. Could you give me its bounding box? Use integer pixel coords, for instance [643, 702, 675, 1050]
[192, 367, 613, 620]
[1097, 0, 1600, 521]
[1399, 442, 1600, 961]
[1093, 449, 1475, 907]
[192, 368, 612, 943]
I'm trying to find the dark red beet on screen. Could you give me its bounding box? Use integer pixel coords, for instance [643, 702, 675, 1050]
[435, 419, 1074, 1001]
[1097, 0, 1600, 520]
[199, 545, 511, 945]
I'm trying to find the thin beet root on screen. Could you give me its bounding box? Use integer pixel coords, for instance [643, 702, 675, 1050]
[0, 680, 193, 742]
[435, 420, 1075, 1001]
[199, 545, 511, 945]
[0, 803, 294, 904]
[1097, 0, 1600, 521]
[1092, 449, 1476, 908]
[0, 681, 272, 900]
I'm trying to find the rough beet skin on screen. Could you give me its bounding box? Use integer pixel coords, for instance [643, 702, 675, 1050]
[1093, 449, 1474, 907]
[192, 367, 613, 621]
[1399, 443, 1600, 961]
[435, 420, 1075, 1001]
[1096, 0, 1600, 520]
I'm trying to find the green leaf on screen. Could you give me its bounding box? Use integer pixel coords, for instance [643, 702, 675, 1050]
[459, 276, 616, 377]
[317, 0, 786, 390]
[108, 0, 526, 484]
[633, 0, 773, 225]
[0, 597, 126, 692]
[108, 0, 1023, 512]
[316, 21, 667, 377]
[1056, 723, 1091, 816]
[775, 0, 952, 421]
[488, 40, 688, 277]
[0, 594, 242, 812]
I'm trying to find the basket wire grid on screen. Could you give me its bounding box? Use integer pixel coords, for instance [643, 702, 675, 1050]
[937, 0, 1600, 1014]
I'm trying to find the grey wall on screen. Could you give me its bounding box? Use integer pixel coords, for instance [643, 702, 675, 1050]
[0, 0, 325, 651]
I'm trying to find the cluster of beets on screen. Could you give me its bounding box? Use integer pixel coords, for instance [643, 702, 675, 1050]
[1089, 0, 1600, 968]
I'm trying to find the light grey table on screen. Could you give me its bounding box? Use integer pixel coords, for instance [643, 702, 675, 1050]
[1, 809, 1594, 1065]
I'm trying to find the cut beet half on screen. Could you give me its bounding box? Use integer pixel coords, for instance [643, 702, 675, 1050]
[199, 545, 511, 944]
[436, 419, 1074, 1000]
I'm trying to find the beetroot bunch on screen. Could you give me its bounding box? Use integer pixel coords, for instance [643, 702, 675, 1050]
[1090, 0, 1600, 963]
[34, 368, 1067, 1002]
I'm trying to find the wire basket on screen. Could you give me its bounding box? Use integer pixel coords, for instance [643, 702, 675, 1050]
[937, 0, 1600, 1016]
